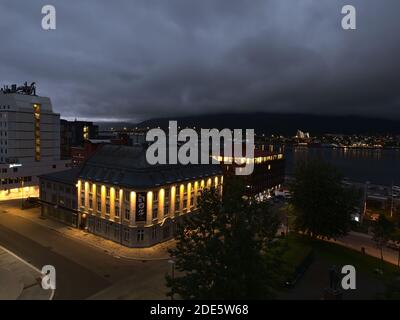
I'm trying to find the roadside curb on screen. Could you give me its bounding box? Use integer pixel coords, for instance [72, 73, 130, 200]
[2, 209, 171, 262]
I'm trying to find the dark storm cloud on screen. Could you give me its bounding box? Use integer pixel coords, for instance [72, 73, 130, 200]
[0, 0, 399, 121]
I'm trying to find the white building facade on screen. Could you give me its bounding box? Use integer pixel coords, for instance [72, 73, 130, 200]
[0, 85, 70, 200]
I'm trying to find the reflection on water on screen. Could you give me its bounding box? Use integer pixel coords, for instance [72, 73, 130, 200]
[285, 146, 400, 185]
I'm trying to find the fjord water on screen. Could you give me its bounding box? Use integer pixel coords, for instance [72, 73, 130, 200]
[285, 146, 400, 186]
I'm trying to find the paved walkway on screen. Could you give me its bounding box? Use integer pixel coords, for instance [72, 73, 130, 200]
[0, 245, 53, 300]
[0, 200, 175, 261]
[331, 231, 399, 266]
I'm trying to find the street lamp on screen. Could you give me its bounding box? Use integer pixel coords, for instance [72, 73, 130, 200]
[168, 259, 176, 300]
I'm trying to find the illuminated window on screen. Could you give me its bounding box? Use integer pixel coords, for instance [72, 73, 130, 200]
[125, 208, 130, 220]
[83, 126, 89, 140]
[33, 104, 41, 161]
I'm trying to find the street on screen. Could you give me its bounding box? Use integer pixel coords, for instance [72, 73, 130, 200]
[0, 207, 169, 300]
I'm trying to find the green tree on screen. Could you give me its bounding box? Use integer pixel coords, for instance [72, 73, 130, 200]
[372, 214, 395, 263]
[166, 179, 282, 300]
[289, 160, 358, 239]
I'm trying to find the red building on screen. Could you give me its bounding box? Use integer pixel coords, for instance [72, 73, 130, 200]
[71, 140, 109, 167]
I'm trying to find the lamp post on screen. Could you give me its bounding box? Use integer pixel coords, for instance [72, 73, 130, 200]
[168, 259, 176, 300]
[20, 178, 24, 209]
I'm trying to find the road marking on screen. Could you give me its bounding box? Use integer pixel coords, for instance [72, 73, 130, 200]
[0, 244, 55, 300]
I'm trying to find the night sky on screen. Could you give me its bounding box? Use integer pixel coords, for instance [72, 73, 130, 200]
[1, 0, 399, 122]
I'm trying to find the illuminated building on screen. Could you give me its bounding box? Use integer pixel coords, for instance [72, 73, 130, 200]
[55, 144, 222, 247]
[215, 148, 285, 199]
[0, 83, 70, 200]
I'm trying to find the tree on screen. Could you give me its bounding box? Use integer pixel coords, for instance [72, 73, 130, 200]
[389, 228, 400, 267]
[289, 160, 358, 239]
[372, 214, 395, 263]
[166, 178, 282, 300]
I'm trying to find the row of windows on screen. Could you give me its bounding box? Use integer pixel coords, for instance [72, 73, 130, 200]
[41, 191, 77, 209]
[42, 181, 73, 194]
[1, 176, 32, 185]
[81, 178, 222, 223]
[92, 222, 172, 243]
[93, 220, 145, 242]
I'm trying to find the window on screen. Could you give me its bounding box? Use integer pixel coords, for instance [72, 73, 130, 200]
[164, 204, 169, 215]
[97, 201, 101, 212]
[124, 208, 130, 220]
[106, 204, 110, 214]
[96, 187, 101, 196]
[89, 199, 93, 209]
[175, 193, 180, 213]
[80, 197, 85, 207]
[152, 205, 158, 219]
[163, 226, 170, 239]
[96, 220, 102, 232]
[137, 229, 144, 242]
[124, 191, 130, 202]
[124, 229, 130, 242]
[153, 191, 158, 201]
[106, 187, 110, 197]
[115, 205, 120, 217]
[115, 189, 120, 200]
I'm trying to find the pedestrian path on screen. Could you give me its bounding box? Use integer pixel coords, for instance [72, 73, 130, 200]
[0, 245, 53, 300]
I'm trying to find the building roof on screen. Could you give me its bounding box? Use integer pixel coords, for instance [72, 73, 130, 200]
[78, 144, 222, 189]
[39, 167, 80, 185]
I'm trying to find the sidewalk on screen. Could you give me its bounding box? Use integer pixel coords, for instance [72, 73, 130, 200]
[329, 231, 400, 266]
[0, 201, 175, 261]
[0, 245, 53, 300]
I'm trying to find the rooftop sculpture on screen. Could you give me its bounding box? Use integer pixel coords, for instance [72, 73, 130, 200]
[0, 82, 36, 95]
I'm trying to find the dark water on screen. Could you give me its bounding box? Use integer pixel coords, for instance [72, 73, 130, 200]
[284, 146, 400, 186]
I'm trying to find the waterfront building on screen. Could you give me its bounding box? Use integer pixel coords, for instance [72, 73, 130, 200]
[215, 148, 285, 199]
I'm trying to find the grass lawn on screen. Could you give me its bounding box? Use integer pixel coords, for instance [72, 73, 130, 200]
[280, 234, 400, 299]
[279, 235, 313, 277]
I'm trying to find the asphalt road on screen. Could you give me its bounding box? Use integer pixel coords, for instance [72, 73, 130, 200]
[0, 210, 169, 300]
